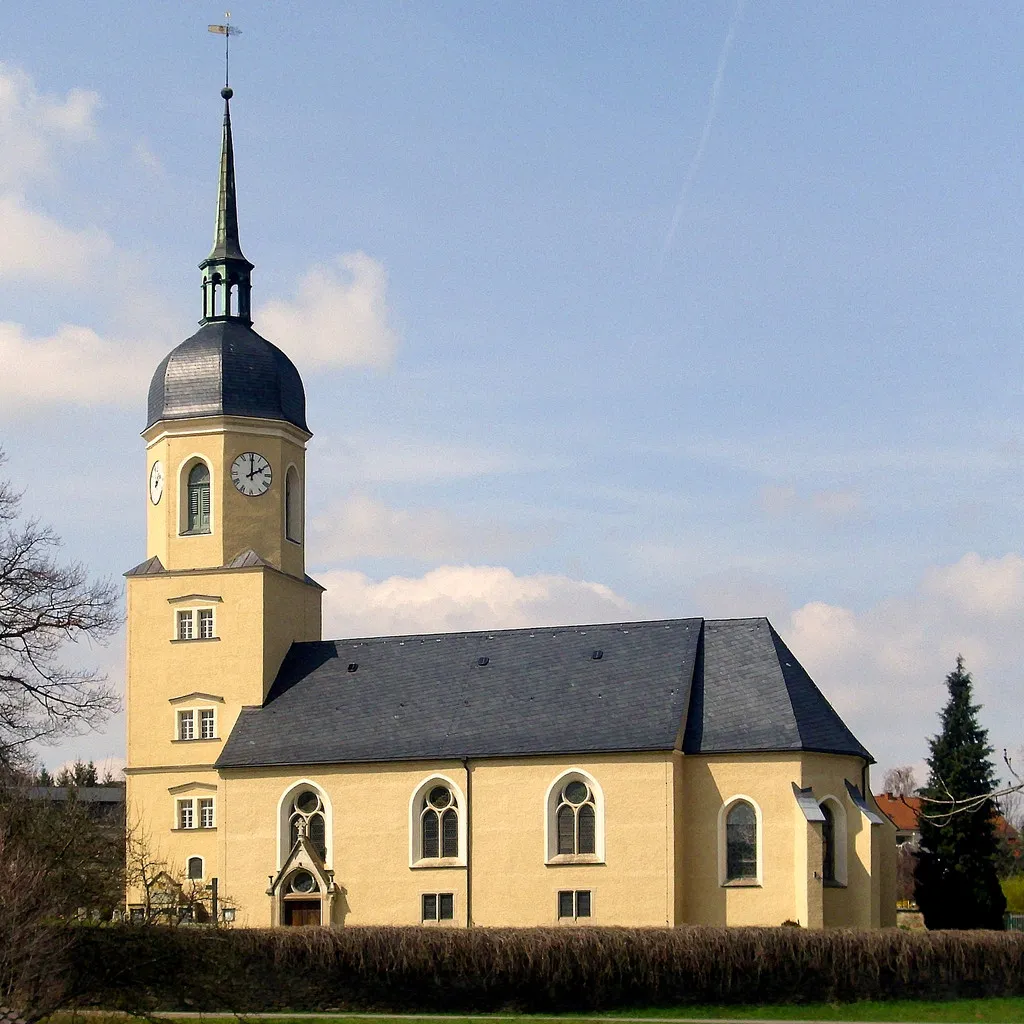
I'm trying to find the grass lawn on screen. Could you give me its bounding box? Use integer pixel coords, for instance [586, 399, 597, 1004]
[54, 1000, 1024, 1024]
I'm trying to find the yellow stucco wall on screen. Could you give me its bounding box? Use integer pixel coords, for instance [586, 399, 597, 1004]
[143, 415, 309, 579]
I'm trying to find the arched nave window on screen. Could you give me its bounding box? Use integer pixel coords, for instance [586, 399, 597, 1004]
[719, 796, 762, 885]
[544, 770, 605, 863]
[818, 795, 848, 886]
[409, 775, 467, 865]
[278, 781, 331, 865]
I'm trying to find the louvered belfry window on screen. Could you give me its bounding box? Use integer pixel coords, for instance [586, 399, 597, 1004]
[421, 784, 459, 859]
[187, 463, 211, 534]
[556, 779, 597, 855]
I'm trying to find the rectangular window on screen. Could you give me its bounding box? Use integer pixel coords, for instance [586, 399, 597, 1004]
[177, 610, 194, 640]
[422, 893, 437, 921]
[421, 893, 454, 922]
[198, 608, 214, 639]
[558, 890, 592, 920]
[177, 799, 194, 830]
[199, 708, 215, 739]
[177, 710, 195, 741]
[198, 797, 215, 829]
[438, 893, 454, 920]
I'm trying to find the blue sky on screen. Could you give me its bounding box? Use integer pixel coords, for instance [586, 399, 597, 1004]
[2, 2, 1023, 786]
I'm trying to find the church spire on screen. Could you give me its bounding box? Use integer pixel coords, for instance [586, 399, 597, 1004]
[199, 86, 254, 326]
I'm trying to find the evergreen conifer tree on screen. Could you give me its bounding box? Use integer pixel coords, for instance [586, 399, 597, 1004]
[914, 655, 1006, 928]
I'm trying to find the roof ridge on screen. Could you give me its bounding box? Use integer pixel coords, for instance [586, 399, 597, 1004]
[310, 616, 703, 648]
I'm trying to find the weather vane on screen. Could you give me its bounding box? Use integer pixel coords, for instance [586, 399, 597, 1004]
[208, 13, 241, 91]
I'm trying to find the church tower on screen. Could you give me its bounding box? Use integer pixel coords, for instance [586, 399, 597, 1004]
[124, 85, 323, 895]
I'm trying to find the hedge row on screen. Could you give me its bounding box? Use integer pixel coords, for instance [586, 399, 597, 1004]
[62, 924, 1024, 1012]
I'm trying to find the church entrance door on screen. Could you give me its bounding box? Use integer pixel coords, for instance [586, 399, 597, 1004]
[284, 899, 321, 926]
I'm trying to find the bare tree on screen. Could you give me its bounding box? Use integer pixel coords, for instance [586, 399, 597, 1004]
[0, 450, 119, 766]
[881, 765, 917, 797]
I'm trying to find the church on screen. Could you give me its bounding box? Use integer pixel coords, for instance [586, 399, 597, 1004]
[124, 84, 897, 930]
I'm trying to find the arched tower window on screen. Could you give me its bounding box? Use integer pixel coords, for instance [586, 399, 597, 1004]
[288, 788, 327, 862]
[187, 463, 211, 534]
[421, 784, 459, 859]
[187, 856, 204, 881]
[285, 466, 302, 543]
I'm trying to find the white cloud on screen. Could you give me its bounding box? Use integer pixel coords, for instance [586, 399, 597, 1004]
[0, 193, 112, 280]
[783, 551, 1024, 782]
[0, 64, 99, 189]
[758, 482, 861, 521]
[320, 564, 635, 638]
[257, 252, 399, 370]
[310, 493, 530, 563]
[0, 321, 156, 411]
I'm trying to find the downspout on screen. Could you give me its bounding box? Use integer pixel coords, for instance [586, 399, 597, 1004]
[462, 756, 472, 927]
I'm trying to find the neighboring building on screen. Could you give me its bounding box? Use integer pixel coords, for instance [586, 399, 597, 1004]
[873, 793, 922, 848]
[874, 792, 1020, 851]
[26, 785, 125, 822]
[124, 84, 897, 929]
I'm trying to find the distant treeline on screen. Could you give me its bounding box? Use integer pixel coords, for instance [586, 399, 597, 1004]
[64, 924, 1024, 1013]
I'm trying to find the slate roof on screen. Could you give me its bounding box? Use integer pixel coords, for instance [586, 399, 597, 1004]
[681, 618, 870, 759]
[146, 321, 308, 433]
[217, 616, 873, 769]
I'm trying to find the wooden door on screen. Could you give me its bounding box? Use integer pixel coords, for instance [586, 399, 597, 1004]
[284, 899, 321, 926]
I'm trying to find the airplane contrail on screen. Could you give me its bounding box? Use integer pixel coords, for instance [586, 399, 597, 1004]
[661, 0, 746, 261]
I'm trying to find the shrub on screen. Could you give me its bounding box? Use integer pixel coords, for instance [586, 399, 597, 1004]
[62, 924, 1024, 1014]
[1002, 875, 1024, 913]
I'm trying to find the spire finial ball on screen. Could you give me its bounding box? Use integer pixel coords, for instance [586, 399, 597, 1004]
[221, 86, 233, 100]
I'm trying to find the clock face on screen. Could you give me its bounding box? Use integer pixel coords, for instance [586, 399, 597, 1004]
[149, 461, 164, 505]
[231, 452, 272, 496]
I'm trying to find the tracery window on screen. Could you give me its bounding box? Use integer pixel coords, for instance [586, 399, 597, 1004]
[421, 784, 459, 859]
[288, 788, 327, 861]
[555, 779, 596, 855]
[187, 463, 211, 534]
[724, 800, 758, 882]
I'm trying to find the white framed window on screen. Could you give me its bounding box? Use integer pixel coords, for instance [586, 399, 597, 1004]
[409, 775, 468, 866]
[200, 708, 216, 739]
[422, 892, 455, 922]
[718, 795, 763, 886]
[176, 796, 215, 830]
[198, 608, 214, 639]
[544, 769, 605, 864]
[557, 889, 592, 921]
[174, 606, 216, 641]
[177, 709, 195, 741]
[187, 856, 204, 881]
[199, 797, 215, 829]
[175, 706, 216, 741]
[819, 795, 848, 886]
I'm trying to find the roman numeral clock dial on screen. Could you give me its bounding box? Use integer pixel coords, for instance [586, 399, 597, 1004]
[231, 452, 272, 496]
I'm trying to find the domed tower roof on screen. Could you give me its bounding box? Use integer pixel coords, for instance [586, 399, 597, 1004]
[146, 85, 309, 435]
[146, 321, 308, 432]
